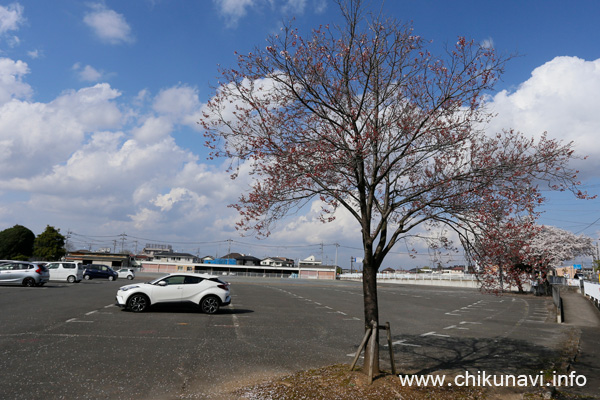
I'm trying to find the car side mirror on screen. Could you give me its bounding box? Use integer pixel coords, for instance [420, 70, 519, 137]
[157, 281, 168, 286]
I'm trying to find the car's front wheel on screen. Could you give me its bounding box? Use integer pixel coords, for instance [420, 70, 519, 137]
[108, 275, 115, 281]
[84, 275, 91, 280]
[200, 296, 220, 314]
[128, 294, 149, 312]
[127, 275, 133, 280]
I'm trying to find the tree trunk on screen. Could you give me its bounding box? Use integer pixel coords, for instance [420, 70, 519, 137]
[362, 256, 380, 374]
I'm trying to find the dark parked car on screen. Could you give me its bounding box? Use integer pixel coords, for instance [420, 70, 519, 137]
[83, 264, 118, 281]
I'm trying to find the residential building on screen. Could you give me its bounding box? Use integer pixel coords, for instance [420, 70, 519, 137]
[153, 251, 198, 263]
[261, 257, 295, 268]
[142, 243, 173, 257]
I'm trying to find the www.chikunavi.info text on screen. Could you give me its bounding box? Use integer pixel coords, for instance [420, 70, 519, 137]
[399, 371, 587, 388]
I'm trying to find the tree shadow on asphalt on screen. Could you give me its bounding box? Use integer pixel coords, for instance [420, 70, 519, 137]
[384, 334, 562, 376]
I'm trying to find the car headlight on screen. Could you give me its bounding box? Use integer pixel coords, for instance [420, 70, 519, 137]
[120, 285, 139, 292]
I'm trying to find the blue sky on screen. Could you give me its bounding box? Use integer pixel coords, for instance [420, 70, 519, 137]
[0, 0, 599, 268]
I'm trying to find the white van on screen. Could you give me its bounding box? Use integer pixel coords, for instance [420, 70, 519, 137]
[46, 261, 84, 283]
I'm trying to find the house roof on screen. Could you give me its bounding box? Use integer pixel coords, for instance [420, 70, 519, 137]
[154, 251, 197, 258]
[263, 256, 293, 262]
[237, 255, 261, 262]
[222, 253, 243, 259]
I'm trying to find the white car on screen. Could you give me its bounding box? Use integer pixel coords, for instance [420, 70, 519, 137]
[46, 261, 84, 283]
[116, 273, 231, 314]
[117, 268, 135, 280]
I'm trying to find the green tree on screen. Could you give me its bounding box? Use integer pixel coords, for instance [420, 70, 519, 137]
[0, 224, 35, 260]
[33, 226, 66, 261]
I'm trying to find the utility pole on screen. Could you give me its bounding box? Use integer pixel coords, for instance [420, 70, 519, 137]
[320, 242, 324, 264]
[334, 243, 339, 268]
[64, 229, 72, 254]
[119, 233, 127, 253]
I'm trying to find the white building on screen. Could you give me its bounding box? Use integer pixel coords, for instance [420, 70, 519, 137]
[299, 255, 322, 267]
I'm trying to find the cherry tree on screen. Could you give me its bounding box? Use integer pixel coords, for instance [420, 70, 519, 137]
[201, 0, 588, 373]
[462, 217, 541, 293]
[465, 222, 595, 293]
[529, 225, 595, 268]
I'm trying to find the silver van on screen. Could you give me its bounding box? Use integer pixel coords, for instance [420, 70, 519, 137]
[46, 261, 84, 283]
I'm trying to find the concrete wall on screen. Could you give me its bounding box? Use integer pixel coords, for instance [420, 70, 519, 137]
[299, 269, 335, 280]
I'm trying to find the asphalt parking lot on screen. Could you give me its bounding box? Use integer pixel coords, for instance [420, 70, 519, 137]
[0, 275, 574, 399]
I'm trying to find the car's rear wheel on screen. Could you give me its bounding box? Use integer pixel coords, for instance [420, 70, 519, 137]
[128, 294, 149, 312]
[200, 296, 220, 314]
[22, 278, 36, 287]
[127, 275, 133, 280]
[67, 275, 76, 283]
[108, 275, 115, 281]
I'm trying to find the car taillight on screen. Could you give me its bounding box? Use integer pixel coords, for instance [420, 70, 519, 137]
[217, 284, 229, 291]
[35, 268, 41, 274]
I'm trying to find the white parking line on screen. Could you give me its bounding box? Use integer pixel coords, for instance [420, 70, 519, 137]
[421, 331, 450, 338]
[443, 325, 469, 330]
[388, 340, 421, 347]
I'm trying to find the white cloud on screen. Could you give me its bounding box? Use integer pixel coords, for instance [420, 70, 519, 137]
[481, 37, 494, 49]
[153, 187, 200, 211]
[213, 0, 256, 27]
[273, 199, 359, 244]
[312, 0, 327, 14]
[0, 57, 31, 104]
[0, 67, 223, 239]
[72, 63, 103, 82]
[27, 49, 41, 59]
[83, 4, 134, 45]
[486, 56, 600, 178]
[0, 82, 122, 179]
[0, 3, 24, 35]
[214, 0, 323, 26]
[131, 116, 173, 143]
[152, 85, 201, 125]
[282, 0, 306, 15]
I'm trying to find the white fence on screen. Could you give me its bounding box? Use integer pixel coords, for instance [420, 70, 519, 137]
[340, 272, 477, 281]
[339, 272, 481, 288]
[583, 281, 600, 303]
